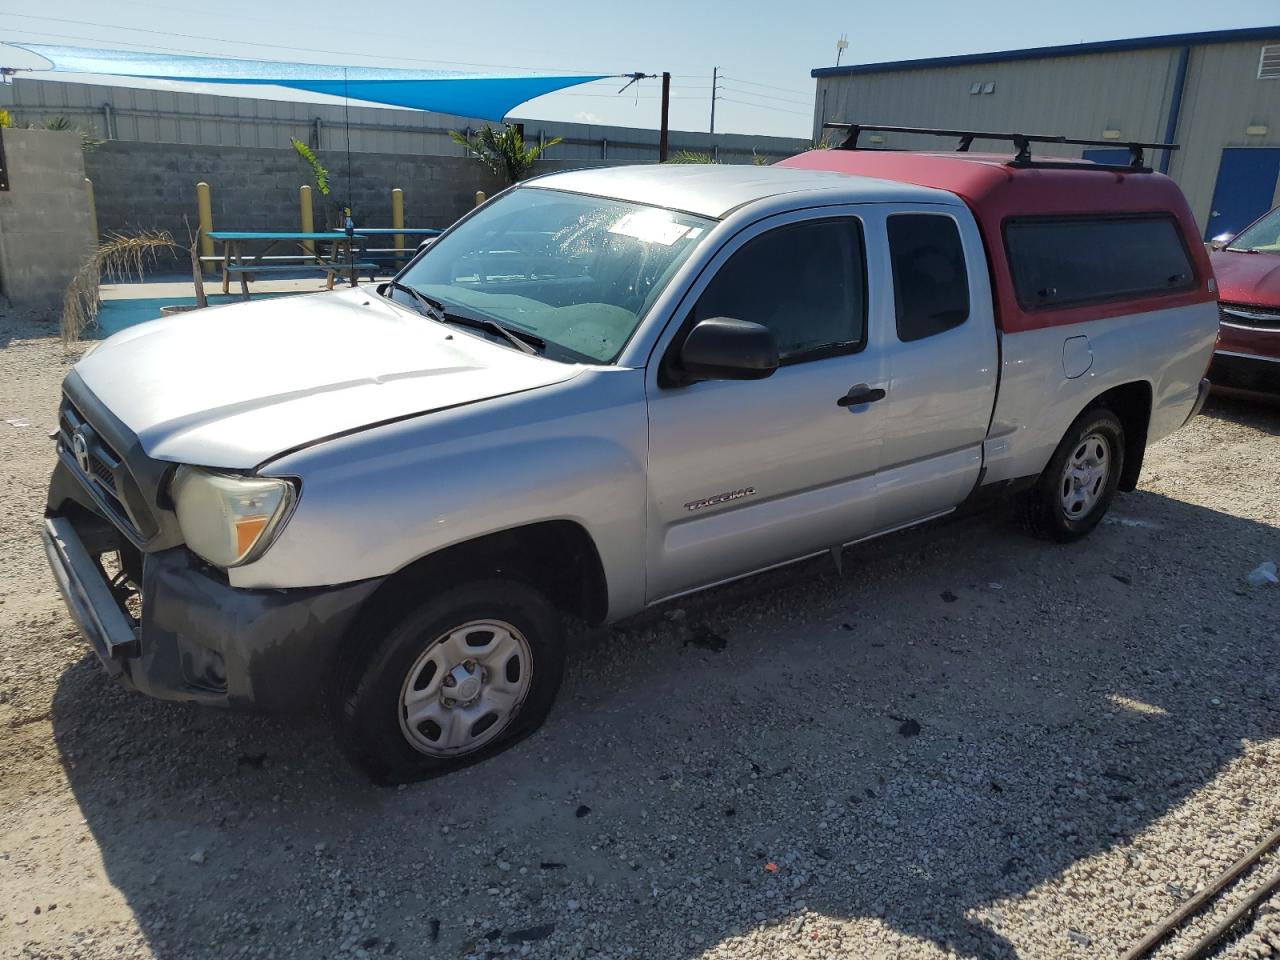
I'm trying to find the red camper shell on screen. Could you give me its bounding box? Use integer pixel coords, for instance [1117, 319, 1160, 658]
[777, 148, 1216, 334]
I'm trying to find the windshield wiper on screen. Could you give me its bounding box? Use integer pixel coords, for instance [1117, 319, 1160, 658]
[384, 279, 446, 322]
[437, 312, 543, 355]
[382, 280, 542, 356]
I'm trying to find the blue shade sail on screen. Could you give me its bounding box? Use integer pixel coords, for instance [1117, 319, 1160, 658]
[9, 44, 608, 121]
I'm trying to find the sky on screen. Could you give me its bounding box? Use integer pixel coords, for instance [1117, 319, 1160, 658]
[1, 0, 1278, 140]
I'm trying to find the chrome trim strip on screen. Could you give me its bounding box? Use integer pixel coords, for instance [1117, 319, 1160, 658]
[1221, 307, 1280, 322]
[1219, 321, 1280, 333]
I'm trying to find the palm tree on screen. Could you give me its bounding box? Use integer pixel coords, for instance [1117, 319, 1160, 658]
[449, 125, 562, 184]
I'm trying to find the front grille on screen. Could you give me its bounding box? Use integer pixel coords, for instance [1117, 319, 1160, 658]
[1220, 302, 1280, 331]
[89, 455, 117, 490]
[58, 395, 159, 543]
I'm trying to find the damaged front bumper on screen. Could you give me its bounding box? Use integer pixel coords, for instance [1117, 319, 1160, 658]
[42, 507, 383, 712]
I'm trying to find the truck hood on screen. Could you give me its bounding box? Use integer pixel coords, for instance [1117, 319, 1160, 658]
[73, 288, 583, 468]
[1210, 250, 1280, 305]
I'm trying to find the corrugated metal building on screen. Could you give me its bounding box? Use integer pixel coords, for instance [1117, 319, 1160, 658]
[811, 26, 1280, 238]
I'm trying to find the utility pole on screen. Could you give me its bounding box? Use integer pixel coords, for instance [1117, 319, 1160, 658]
[710, 66, 718, 134]
[659, 71, 671, 162]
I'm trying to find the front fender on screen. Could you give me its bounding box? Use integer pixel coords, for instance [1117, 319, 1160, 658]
[232, 369, 649, 620]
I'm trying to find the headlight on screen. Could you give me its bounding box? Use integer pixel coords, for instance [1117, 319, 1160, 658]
[170, 466, 296, 568]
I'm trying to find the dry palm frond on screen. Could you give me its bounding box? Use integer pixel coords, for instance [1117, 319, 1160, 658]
[62, 230, 177, 343]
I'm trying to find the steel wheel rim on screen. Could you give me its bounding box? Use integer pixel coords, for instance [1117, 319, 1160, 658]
[398, 618, 533, 758]
[1060, 431, 1111, 520]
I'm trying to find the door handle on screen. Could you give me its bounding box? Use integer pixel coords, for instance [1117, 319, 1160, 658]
[837, 384, 886, 407]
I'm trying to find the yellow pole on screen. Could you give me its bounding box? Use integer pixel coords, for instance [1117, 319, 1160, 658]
[474, 190, 486, 208]
[83, 178, 99, 248]
[299, 185, 314, 260]
[195, 182, 214, 276]
[391, 187, 404, 263]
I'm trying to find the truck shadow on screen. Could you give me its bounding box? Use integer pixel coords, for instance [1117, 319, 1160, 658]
[1202, 391, 1280, 434]
[47, 489, 1278, 959]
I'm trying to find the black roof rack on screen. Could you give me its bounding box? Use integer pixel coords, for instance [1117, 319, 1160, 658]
[821, 122, 1178, 172]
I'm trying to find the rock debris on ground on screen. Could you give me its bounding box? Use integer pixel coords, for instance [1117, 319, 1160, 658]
[1, 310, 1277, 959]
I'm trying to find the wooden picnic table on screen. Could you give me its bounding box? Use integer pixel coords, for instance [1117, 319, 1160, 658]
[355, 228, 443, 270]
[205, 231, 376, 298]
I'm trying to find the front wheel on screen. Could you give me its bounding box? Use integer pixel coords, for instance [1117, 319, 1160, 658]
[1021, 407, 1125, 542]
[333, 579, 565, 783]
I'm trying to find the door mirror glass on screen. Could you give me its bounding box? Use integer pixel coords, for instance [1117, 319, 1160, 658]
[678, 317, 779, 382]
[1209, 232, 1235, 251]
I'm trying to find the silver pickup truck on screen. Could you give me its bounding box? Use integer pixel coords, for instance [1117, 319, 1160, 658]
[44, 141, 1218, 781]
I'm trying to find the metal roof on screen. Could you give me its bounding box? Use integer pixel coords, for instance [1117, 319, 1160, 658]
[527, 163, 955, 218]
[812, 24, 1280, 78]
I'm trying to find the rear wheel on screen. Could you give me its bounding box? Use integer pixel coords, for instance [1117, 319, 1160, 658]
[334, 579, 564, 783]
[1021, 407, 1125, 542]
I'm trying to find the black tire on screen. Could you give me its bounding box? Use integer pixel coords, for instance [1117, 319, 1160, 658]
[332, 579, 564, 784]
[1020, 407, 1125, 543]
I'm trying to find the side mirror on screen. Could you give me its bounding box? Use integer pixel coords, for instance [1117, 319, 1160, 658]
[417, 238, 436, 253]
[678, 317, 779, 382]
[1209, 232, 1235, 251]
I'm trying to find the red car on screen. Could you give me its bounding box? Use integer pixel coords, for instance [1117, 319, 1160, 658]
[1209, 205, 1280, 395]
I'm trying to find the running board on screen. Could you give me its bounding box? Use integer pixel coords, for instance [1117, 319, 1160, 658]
[648, 507, 956, 606]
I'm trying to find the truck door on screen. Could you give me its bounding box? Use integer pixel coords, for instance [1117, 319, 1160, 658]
[644, 209, 890, 602]
[872, 208, 999, 530]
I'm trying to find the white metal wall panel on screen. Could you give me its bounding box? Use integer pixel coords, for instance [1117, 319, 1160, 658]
[0, 78, 806, 164]
[815, 47, 1178, 158]
[1170, 39, 1280, 225]
[812, 36, 1280, 231]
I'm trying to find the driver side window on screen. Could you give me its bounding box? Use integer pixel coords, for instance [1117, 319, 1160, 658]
[693, 218, 867, 363]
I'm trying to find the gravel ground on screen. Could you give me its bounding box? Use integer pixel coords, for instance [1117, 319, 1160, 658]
[1, 309, 1278, 960]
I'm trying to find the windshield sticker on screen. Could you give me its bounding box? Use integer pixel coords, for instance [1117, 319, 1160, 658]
[609, 211, 691, 246]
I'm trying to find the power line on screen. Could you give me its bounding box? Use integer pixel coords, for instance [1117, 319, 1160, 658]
[719, 74, 813, 97]
[718, 97, 812, 118]
[719, 83, 812, 108]
[3, 15, 736, 86]
[0, 26, 266, 62]
[562, 93, 707, 100]
[0, 14, 621, 76]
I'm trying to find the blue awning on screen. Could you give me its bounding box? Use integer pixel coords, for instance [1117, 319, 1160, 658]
[9, 44, 608, 121]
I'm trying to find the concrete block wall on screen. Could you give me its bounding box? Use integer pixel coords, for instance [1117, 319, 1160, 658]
[0, 128, 94, 308]
[81, 143, 658, 268]
[83, 141, 512, 262]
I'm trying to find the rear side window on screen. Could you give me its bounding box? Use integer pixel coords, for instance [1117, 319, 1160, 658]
[1005, 216, 1195, 311]
[888, 214, 971, 341]
[694, 218, 866, 362]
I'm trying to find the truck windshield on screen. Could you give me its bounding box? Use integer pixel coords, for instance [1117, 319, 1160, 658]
[1228, 206, 1280, 254]
[395, 187, 713, 363]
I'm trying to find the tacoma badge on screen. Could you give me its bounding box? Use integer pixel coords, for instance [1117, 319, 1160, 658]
[684, 487, 755, 512]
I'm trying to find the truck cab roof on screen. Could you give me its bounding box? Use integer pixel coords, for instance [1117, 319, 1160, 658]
[529, 162, 960, 219]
